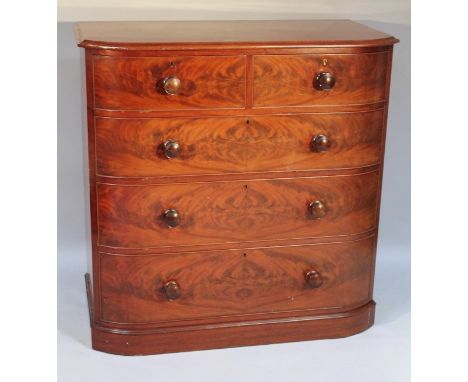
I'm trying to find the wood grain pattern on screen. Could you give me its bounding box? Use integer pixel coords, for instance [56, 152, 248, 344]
[96, 110, 383, 177]
[93, 55, 246, 110]
[97, 171, 379, 248]
[253, 53, 388, 107]
[84, 50, 103, 323]
[370, 47, 395, 299]
[78, 20, 398, 355]
[99, 237, 374, 323]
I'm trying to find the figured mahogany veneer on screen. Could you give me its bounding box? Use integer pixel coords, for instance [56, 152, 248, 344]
[96, 110, 383, 177]
[253, 53, 388, 107]
[100, 236, 374, 324]
[97, 171, 379, 248]
[77, 20, 398, 355]
[93, 55, 246, 110]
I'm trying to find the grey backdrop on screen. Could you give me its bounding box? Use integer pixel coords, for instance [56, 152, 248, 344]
[58, 20, 410, 382]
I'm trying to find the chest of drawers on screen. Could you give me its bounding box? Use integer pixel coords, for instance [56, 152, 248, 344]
[76, 20, 398, 355]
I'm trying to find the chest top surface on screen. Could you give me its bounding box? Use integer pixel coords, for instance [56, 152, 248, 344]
[75, 20, 398, 50]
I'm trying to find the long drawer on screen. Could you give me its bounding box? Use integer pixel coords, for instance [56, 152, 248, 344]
[99, 236, 374, 324]
[97, 171, 379, 248]
[96, 110, 383, 177]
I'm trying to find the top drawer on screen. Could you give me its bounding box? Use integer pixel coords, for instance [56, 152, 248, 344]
[253, 52, 388, 107]
[93, 55, 246, 110]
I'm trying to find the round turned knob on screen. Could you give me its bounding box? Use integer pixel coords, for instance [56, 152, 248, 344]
[305, 269, 323, 288]
[311, 134, 331, 152]
[163, 209, 180, 228]
[162, 76, 181, 95]
[314, 72, 336, 91]
[163, 280, 181, 300]
[162, 139, 181, 159]
[308, 200, 327, 220]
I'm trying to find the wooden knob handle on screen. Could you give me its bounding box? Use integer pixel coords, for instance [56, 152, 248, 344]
[162, 139, 180, 159]
[163, 209, 180, 228]
[314, 72, 336, 91]
[311, 134, 331, 152]
[162, 76, 181, 95]
[305, 269, 323, 288]
[308, 200, 327, 220]
[163, 280, 181, 300]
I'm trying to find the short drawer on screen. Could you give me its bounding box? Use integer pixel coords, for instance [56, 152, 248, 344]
[96, 110, 383, 177]
[99, 237, 374, 323]
[97, 171, 379, 248]
[93, 55, 246, 110]
[253, 52, 388, 107]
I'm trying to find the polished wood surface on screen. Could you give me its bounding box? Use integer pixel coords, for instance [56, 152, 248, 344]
[97, 171, 379, 248]
[95, 110, 383, 177]
[78, 20, 397, 355]
[93, 55, 246, 110]
[92, 301, 375, 355]
[75, 20, 397, 49]
[99, 237, 374, 323]
[253, 53, 388, 107]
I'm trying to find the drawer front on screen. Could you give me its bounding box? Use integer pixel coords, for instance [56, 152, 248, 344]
[100, 237, 374, 323]
[97, 171, 378, 248]
[253, 52, 388, 107]
[96, 110, 383, 177]
[93, 55, 246, 110]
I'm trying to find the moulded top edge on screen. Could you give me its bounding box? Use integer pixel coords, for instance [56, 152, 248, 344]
[75, 20, 399, 50]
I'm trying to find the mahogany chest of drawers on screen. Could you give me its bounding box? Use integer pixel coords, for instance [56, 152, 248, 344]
[76, 20, 398, 355]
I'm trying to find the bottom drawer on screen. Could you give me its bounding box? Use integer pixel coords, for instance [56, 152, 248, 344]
[99, 236, 375, 324]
